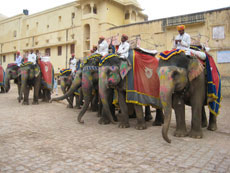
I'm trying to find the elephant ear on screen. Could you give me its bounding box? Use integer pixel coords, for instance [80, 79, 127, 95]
[119, 60, 132, 79]
[188, 58, 204, 81]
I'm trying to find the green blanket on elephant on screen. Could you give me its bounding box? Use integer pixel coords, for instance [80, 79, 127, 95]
[126, 49, 162, 108]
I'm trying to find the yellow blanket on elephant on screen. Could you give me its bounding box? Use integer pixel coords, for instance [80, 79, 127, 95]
[158, 49, 185, 60]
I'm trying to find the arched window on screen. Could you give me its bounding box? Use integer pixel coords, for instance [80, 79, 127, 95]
[125, 12, 130, 20]
[84, 24, 90, 51]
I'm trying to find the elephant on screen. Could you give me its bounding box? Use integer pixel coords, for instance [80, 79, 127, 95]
[51, 53, 111, 124]
[157, 52, 217, 143]
[59, 69, 83, 108]
[98, 54, 164, 130]
[19, 62, 41, 105]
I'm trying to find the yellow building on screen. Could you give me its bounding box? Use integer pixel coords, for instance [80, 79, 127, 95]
[0, 1, 230, 94]
[0, 0, 147, 72]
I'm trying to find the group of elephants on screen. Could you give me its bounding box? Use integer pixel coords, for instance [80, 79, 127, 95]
[1, 50, 217, 143]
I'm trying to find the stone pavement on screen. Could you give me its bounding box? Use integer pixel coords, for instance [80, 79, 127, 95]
[0, 84, 230, 173]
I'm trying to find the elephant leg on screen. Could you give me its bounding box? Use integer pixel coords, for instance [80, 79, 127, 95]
[202, 106, 208, 128]
[22, 86, 30, 105]
[66, 96, 74, 108]
[91, 93, 98, 112]
[32, 77, 41, 105]
[207, 112, 217, 131]
[98, 108, 111, 125]
[173, 94, 188, 137]
[152, 109, 164, 126]
[128, 104, 136, 118]
[117, 90, 129, 128]
[144, 106, 152, 121]
[75, 95, 81, 109]
[134, 105, 146, 130]
[98, 99, 102, 117]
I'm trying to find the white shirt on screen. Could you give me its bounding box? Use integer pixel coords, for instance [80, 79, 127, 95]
[28, 53, 37, 64]
[174, 32, 191, 50]
[97, 40, 108, 56]
[117, 41, 130, 59]
[69, 57, 77, 73]
[15, 55, 22, 66]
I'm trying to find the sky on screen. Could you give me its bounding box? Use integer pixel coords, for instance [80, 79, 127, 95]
[0, 0, 229, 20]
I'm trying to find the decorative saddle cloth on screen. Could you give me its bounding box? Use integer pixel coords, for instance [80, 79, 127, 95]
[0, 65, 4, 86]
[126, 49, 161, 107]
[7, 63, 17, 68]
[21, 62, 33, 67]
[206, 53, 222, 116]
[99, 54, 118, 66]
[40, 61, 54, 90]
[158, 49, 185, 60]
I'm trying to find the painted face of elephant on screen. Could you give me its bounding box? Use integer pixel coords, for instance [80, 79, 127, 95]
[157, 54, 204, 143]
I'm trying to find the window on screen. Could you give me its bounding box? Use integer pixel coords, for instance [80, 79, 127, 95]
[58, 37, 61, 41]
[45, 48, 51, 56]
[58, 46, 62, 56]
[14, 53, 16, 61]
[70, 44, 75, 54]
[27, 25, 29, 30]
[47, 25, 49, 29]
[36, 22, 39, 27]
[72, 13, 75, 18]
[46, 39, 49, 43]
[213, 26, 225, 40]
[3, 55, 6, 62]
[13, 30, 17, 37]
[71, 34, 75, 39]
[26, 43, 29, 47]
[93, 5, 97, 14]
[125, 12, 130, 20]
[58, 16, 62, 22]
[83, 4, 91, 14]
[35, 41, 39, 45]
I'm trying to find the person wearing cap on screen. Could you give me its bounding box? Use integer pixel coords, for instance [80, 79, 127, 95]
[97, 36, 108, 56]
[174, 25, 191, 51]
[15, 51, 22, 67]
[27, 50, 37, 65]
[117, 34, 130, 59]
[69, 53, 77, 74]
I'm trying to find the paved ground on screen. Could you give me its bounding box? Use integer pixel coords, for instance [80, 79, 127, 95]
[0, 84, 230, 173]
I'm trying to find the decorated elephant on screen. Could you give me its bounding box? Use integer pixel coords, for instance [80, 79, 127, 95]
[19, 62, 41, 105]
[59, 68, 82, 108]
[51, 53, 108, 123]
[157, 49, 220, 143]
[39, 58, 54, 102]
[4, 63, 21, 98]
[98, 51, 164, 130]
[0, 64, 6, 93]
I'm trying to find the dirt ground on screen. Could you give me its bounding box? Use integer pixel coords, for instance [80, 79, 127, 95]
[0, 84, 230, 173]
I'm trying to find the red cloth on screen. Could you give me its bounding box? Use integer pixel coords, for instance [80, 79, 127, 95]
[133, 51, 160, 98]
[39, 61, 53, 85]
[207, 53, 219, 92]
[0, 65, 3, 84]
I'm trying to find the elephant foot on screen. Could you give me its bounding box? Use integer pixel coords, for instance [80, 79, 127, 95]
[152, 120, 163, 126]
[98, 117, 110, 125]
[189, 130, 203, 139]
[202, 120, 208, 128]
[135, 120, 147, 130]
[32, 101, 39, 105]
[67, 104, 74, 108]
[174, 129, 188, 137]
[145, 114, 152, 122]
[22, 101, 29, 105]
[207, 123, 217, 131]
[118, 122, 130, 128]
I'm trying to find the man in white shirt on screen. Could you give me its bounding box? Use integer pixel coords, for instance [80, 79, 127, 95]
[15, 51, 22, 67]
[97, 36, 108, 56]
[27, 50, 37, 65]
[69, 53, 77, 74]
[174, 25, 191, 51]
[117, 34, 130, 59]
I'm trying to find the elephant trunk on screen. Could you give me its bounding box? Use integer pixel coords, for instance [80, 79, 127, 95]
[51, 76, 81, 102]
[77, 94, 91, 124]
[19, 70, 28, 103]
[159, 70, 174, 143]
[99, 71, 116, 124]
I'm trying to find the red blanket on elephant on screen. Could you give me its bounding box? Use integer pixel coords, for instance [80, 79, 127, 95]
[39, 61, 53, 90]
[126, 49, 161, 107]
[0, 65, 4, 86]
